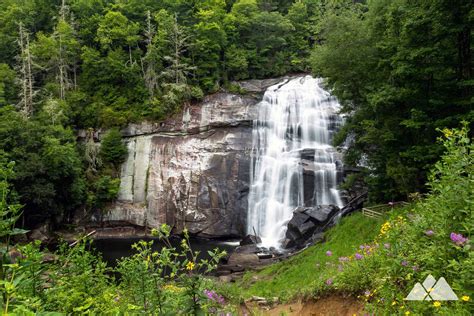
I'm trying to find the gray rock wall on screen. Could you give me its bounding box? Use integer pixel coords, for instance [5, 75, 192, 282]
[104, 92, 259, 238]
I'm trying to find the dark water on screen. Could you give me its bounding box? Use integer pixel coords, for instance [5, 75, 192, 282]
[93, 237, 238, 267]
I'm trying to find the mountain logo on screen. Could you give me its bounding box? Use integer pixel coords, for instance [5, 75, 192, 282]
[405, 275, 458, 301]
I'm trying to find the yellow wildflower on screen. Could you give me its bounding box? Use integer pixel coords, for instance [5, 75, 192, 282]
[163, 284, 183, 293]
[433, 301, 441, 308]
[186, 261, 195, 271]
[442, 128, 453, 138]
[461, 296, 470, 302]
[405, 312, 410, 315]
[380, 222, 391, 235]
[392, 301, 397, 306]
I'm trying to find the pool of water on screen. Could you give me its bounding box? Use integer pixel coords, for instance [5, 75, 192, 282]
[92, 236, 239, 267]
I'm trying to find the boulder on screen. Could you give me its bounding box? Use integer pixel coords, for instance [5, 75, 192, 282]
[304, 205, 339, 222]
[28, 223, 50, 243]
[234, 244, 260, 254]
[240, 234, 262, 246]
[227, 253, 260, 266]
[284, 205, 340, 249]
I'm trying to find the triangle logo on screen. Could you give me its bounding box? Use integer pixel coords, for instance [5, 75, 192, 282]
[405, 275, 458, 301]
[430, 277, 458, 301]
[405, 282, 428, 300]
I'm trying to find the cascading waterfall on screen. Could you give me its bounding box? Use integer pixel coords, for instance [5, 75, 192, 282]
[247, 76, 344, 248]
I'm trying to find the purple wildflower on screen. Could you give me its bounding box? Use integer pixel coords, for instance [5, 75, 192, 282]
[359, 245, 365, 250]
[450, 232, 468, 246]
[355, 253, 363, 260]
[425, 230, 434, 236]
[325, 278, 333, 286]
[412, 265, 419, 272]
[203, 289, 225, 305]
[339, 256, 349, 263]
[383, 243, 390, 249]
[401, 260, 408, 266]
[326, 250, 333, 256]
[364, 290, 371, 296]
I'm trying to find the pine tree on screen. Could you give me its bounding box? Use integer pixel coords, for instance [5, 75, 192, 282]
[162, 14, 194, 85]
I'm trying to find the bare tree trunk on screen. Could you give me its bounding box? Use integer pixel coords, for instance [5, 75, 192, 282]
[17, 23, 35, 118]
[142, 10, 158, 100]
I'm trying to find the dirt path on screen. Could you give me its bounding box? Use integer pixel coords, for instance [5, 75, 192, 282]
[243, 295, 363, 316]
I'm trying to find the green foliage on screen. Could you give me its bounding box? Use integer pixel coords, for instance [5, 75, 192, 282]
[99, 128, 127, 168]
[0, 0, 351, 129]
[0, 106, 86, 226]
[88, 175, 120, 211]
[1, 216, 229, 314]
[0, 63, 16, 106]
[115, 226, 228, 314]
[311, 0, 473, 201]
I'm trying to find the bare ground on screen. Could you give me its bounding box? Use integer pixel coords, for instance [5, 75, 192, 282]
[242, 294, 363, 316]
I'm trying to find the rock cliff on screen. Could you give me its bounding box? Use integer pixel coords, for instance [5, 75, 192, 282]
[103, 78, 291, 238]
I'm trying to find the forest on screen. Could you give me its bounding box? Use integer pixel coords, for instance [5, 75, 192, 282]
[0, 0, 472, 315]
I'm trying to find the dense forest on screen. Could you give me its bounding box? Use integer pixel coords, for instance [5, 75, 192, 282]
[0, 0, 472, 315]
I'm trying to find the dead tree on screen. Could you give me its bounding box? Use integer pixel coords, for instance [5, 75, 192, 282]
[16, 23, 36, 118]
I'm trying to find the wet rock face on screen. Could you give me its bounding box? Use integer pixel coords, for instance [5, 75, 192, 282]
[103, 92, 259, 238]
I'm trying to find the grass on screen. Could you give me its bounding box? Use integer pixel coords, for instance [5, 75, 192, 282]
[226, 212, 383, 301]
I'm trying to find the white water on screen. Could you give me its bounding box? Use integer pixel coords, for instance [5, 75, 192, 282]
[247, 76, 344, 248]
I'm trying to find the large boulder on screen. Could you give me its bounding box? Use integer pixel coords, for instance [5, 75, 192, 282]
[227, 253, 260, 266]
[284, 205, 340, 249]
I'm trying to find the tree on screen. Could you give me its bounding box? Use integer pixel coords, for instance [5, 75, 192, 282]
[226, 0, 294, 78]
[287, 1, 311, 71]
[99, 128, 127, 168]
[33, 0, 80, 100]
[0, 106, 86, 226]
[141, 10, 159, 100]
[161, 14, 194, 86]
[0, 63, 16, 106]
[192, 0, 228, 90]
[96, 11, 140, 66]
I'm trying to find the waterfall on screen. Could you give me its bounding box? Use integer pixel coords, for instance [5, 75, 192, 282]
[247, 75, 344, 248]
